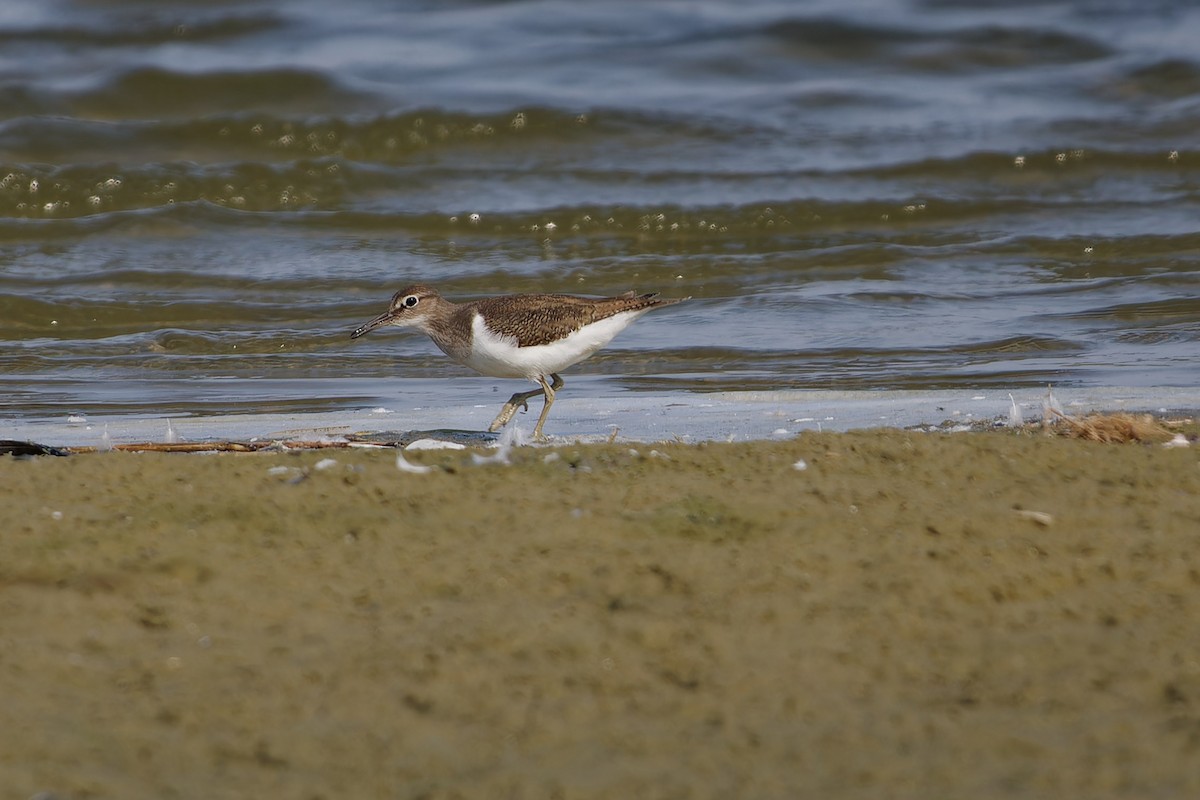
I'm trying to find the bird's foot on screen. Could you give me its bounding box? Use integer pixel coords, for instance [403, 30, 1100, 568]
[488, 397, 529, 432]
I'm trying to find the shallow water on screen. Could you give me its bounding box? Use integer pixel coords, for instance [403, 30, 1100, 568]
[2, 0, 1199, 423]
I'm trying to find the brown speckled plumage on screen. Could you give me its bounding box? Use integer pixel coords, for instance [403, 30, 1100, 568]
[473, 290, 681, 347]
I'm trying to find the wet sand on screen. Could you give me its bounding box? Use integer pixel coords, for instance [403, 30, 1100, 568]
[3, 430, 1200, 798]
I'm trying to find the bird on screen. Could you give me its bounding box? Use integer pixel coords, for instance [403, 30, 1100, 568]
[350, 284, 688, 439]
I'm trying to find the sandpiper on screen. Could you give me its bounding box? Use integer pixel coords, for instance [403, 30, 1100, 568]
[350, 285, 688, 439]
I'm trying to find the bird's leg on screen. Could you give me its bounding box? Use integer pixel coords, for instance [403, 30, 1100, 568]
[531, 373, 564, 441]
[489, 374, 565, 436]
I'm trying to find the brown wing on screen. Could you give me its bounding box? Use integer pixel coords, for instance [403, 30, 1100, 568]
[472, 292, 685, 348]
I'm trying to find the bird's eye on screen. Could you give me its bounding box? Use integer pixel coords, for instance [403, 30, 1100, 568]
[403, 295, 419, 308]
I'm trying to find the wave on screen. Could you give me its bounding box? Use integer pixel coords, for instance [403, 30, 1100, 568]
[72, 66, 372, 119]
[0, 133, 1193, 224]
[762, 17, 1112, 70]
[0, 12, 283, 49]
[1114, 58, 1200, 100]
[0, 107, 587, 162]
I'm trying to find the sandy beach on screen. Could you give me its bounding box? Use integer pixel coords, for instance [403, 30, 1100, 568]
[3, 427, 1199, 798]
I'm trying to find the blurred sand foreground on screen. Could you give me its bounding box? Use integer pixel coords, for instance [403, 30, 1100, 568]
[3, 430, 1199, 798]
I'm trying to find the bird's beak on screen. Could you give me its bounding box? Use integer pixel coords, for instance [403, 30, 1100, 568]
[350, 309, 395, 340]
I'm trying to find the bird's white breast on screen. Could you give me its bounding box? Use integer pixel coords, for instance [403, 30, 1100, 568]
[461, 309, 649, 380]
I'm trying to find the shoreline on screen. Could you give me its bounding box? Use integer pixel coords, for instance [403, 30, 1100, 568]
[6, 385, 1200, 449]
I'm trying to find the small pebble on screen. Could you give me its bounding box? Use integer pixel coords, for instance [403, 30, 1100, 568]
[1015, 509, 1053, 527]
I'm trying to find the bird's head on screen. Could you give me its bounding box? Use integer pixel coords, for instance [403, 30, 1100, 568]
[350, 284, 443, 339]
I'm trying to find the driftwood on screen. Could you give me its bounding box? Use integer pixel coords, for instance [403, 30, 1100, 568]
[0, 440, 72, 457]
[61, 440, 354, 454]
[4, 429, 499, 457]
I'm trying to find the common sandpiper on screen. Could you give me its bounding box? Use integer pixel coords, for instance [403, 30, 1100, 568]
[350, 285, 689, 439]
